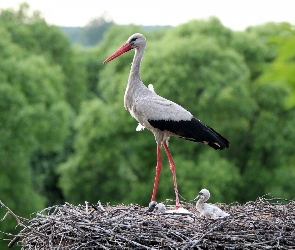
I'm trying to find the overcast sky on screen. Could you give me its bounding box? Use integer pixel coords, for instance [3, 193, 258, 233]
[0, 0, 294, 30]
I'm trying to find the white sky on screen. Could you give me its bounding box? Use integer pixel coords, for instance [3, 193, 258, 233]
[0, 0, 294, 30]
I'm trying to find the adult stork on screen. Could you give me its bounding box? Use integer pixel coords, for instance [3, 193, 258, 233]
[103, 33, 229, 209]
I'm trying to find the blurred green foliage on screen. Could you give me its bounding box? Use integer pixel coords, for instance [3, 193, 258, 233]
[1, 4, 295, 248]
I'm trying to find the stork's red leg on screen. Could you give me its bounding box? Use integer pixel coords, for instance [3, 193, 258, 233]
[151, 145, 162, 202]
[163, 141, 180, 209]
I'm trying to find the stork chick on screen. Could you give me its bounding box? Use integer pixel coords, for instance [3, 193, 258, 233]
[194, 189, 229, 219]
[155, 202, 192, 214]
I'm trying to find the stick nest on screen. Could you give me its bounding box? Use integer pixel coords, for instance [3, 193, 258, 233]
[1, 195, 295, 249]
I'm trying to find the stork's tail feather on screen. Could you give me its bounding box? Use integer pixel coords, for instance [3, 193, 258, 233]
[149, 117, 229, 150]
[189, 121, 229, 150]
[178, 117, 229, 150]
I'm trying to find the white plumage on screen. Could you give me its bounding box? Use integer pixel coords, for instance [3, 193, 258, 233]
[194, 189, 229, 219]
[136, 84, 155, 131]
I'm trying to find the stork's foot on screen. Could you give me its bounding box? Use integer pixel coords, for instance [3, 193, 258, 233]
[175, 204, 181, 210]
[147, 201, 157, 212]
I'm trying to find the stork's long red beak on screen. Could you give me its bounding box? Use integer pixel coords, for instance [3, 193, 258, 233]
[103, 43, 132, 64]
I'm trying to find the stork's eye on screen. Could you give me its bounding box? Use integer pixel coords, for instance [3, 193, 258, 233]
[130, 37, 138, 42]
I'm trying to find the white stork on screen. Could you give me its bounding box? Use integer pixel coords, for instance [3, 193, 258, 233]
[103, 33, 229, 209]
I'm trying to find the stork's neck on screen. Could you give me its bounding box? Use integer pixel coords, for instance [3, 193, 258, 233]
[128, 46, 145, 83]
[196, 200, 205, 211]
[124, 46, 146, 110]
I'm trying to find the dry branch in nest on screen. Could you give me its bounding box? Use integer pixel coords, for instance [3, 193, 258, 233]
[1, 195, 295, 249]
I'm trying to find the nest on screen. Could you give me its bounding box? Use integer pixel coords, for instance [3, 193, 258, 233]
[1, 195, 295, 249]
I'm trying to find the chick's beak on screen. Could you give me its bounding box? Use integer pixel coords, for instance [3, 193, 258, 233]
[194, 195, 200, 202]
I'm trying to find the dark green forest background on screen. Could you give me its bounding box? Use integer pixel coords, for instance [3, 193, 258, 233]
[1, 3, 295, 247]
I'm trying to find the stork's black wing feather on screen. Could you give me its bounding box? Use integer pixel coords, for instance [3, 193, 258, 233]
[148, 117, 229, 150]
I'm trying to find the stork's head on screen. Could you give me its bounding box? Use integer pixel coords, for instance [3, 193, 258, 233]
[103, 33, 146, 64]
[127, 33, 146, 49]
[194, 188, 210, 202]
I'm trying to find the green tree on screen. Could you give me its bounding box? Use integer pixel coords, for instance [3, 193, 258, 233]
[244, 23, 295, 200]
[0, 5, 80, 246]
[78, 13, 114, 46]
[231, 23, 295, 200]
[0, 2, 87, 112]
